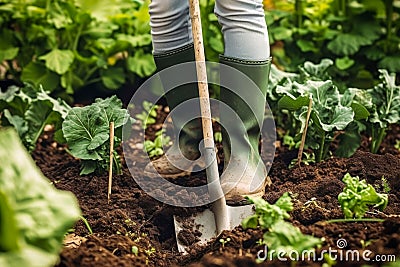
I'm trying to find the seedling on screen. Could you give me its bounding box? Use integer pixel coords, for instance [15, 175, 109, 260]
[381, 176, 391, 194]
[144, 129, 171, 158]
[360, 239, 374, 249]
[131, 246, 139, 256]
[395, 140, 400, 151]
[219, 237, 231, 249]
[289, 152, 316, 168]
[135, 101, 159, 129]
[80, 216, 93, 235]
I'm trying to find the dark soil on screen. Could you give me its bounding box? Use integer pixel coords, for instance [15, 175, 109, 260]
[32, 113, 400, 267]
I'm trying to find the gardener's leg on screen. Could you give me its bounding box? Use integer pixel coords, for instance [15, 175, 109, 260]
[145, 0, 204, 178]
[215, 0, 272, 204]
[149, 0, 192, 53]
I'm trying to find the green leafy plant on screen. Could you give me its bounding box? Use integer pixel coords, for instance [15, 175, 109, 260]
[267, 0, 400, 89]
[62, 95, 132, 175]
[242, 192, 293, 229]
[144, 129, 171, 158]
[242, 193, 323, 261]
[135, 100, 158, 129]
[262, 221, 323, 260]
[275, 59, 370, 162]
[0, 0, 155, 97]
[0, 128, 81, 267]
[338, 173, 388, 219]
[366, 70, 400, 153]
[0, 83, 71, 152]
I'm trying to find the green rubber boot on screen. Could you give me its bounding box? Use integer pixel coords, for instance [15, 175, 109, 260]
[144, 44, 204, 178]
[219, 55, 272, 204]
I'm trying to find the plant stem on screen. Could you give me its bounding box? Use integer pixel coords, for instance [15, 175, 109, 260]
[72, 24, 84, 52]
[80, 216, 93, 234]
[295, 0, 303, 28]
[384, 0, 394, 53]
[108, 122, 114, 203]
[317, 132, 326, 162]
[371, 128, 386, 154]
[327, 218, 385, 223]
[298, 97, 313, 166]
[340, 0, 347, 17]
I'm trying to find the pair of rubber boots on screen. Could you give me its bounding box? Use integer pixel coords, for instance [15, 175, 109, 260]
[144, 43, 271, 205]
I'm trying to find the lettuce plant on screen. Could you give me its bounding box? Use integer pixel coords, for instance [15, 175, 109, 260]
[338, 173, 388, 219]
[242, 193, 323, 261]
[0, 128, 81, 267]
[0, 83, 71, 152]
[62, 95, 132, 175]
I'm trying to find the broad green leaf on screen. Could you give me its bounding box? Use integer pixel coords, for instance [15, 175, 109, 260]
[21, 62, 60, 92]
[351, 103, 370, 120]
[378, 56, 400, 73]
[327, 33, 371, 56]
[94, 95, 130, 129]
[296, 39, 317, 52]
[299, 59, 333, 81]
[318, 106, 354, 132]
[272, 26, 293, 40]
[0, 47, 18, 61]
[62, 105, 109, 160]
[278, 95, 310, 111]
[25, 100, 60, 152]
[0, 190, 19, 251]
[0, 128, 81, 267]
[3, 110, 28, 138]
[100, 67, 125, 89]
[80, 160, 98, 175]
[335, 122, 363, 158]
[127, 51, 156, 77]
[335, 56, 355, 70]
[39, 49, 75, 75]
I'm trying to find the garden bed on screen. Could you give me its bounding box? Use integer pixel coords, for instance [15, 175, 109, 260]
[31, 110, 400, 267]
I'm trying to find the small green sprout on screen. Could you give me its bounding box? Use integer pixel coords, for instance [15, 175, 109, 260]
[219, 237, 231, 248]
[381, 176, 391, 193]
[135, 101, 159, 129]
[144, 129, 171, 158]
[80, 216, 93, 235]
[395, 140, 400, 151]
[131, 246, 139, 256]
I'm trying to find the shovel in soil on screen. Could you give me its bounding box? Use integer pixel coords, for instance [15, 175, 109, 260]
[173, 0, 255, 254]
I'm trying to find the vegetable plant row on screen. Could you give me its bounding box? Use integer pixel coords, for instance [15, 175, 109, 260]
[1, 0, 398, 99]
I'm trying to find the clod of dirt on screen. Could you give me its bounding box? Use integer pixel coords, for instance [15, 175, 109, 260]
[177, 229, 202, 246]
